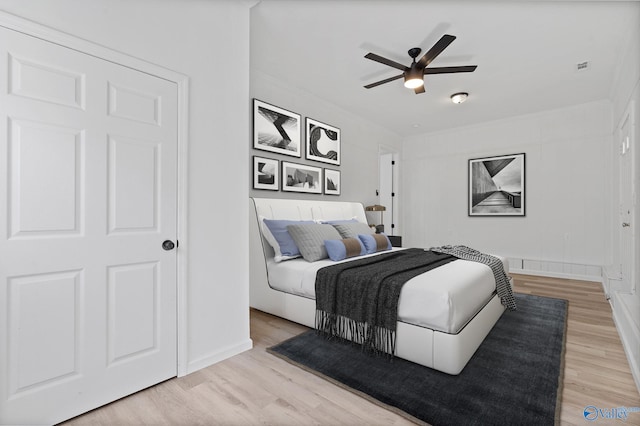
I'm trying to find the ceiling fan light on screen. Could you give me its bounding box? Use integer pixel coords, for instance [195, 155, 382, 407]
[404, 77, 424, 89]
[404, 66, 424, 89]
[450, 92, 469, 104]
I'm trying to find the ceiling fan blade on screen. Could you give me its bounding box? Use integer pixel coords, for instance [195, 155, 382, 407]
[416, 34, 456, 69]
[423, 65, 477, 74]
[364, 74, 404, 89]
[414, 85, 425, 94]
[364, 53, 407, 71]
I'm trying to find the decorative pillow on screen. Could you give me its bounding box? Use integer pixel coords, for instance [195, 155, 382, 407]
[324, 238, 366, 261]
[358, 233, 392, 254]
[287, 223, 342, 262]
[331, 221, 374, 239]
[262, 218, 315, 262]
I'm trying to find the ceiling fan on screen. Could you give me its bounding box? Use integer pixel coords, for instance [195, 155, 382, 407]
[363, 34, 477, 94]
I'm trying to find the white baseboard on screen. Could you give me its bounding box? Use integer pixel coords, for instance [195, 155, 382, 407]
[508, 258, 602, 283]
[184, 338, 254, 376]
[610, 293, 640, 395]
[510, 267, 603, 283]
[507, 257, 602, 282]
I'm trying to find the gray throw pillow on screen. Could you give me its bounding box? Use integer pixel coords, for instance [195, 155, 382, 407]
[287, 223, 342, 262]
[332, 221, 374, 239]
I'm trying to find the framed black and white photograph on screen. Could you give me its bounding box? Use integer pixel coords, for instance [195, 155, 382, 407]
[469, 153, 525, 216]
[306, 117, 340, 165]
[282, 161, 322, 194]
[253, 99, 301, 157]
[253, 156, 279, 191]
[324, 169, 340, 195]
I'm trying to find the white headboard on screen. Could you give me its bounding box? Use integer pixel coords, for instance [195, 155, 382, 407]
[251, 197, 367, 223]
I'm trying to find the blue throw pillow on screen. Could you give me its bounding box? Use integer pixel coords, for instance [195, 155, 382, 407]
[358, 233, 392, 254]
[262, 218, 315, 261]
[324, 238, 366, 261]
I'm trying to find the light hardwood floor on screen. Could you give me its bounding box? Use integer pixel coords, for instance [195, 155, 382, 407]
[62, 274, 640, 426]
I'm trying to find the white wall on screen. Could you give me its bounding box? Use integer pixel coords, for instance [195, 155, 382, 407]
[401, 100, 611, 269]
[250, 70, 403, 214]
[0, 0, 253, 373]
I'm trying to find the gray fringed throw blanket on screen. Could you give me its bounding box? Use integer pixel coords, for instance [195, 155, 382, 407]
[431, 245, 517, 311]
[315, 248, 456, 356]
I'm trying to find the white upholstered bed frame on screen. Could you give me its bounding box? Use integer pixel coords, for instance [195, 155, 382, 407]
[250, 197, 506, 374]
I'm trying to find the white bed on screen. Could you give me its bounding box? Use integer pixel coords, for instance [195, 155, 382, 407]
[250, 197, 508, 374]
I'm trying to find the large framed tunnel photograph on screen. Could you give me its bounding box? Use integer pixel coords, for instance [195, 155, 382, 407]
[468, 153, 525, 216]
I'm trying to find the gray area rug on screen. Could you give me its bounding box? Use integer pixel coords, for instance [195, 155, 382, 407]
[268, 293, 567, 426]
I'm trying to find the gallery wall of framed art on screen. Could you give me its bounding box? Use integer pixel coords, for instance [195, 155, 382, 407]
[251, 98, 341, 196]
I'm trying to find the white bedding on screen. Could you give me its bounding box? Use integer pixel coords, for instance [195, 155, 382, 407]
[266, 248, 509, 334]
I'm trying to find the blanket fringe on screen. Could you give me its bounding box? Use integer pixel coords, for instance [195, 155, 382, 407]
[316, 310, 396, 358]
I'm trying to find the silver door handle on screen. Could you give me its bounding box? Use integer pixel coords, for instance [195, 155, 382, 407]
[622, 223, 630, 227]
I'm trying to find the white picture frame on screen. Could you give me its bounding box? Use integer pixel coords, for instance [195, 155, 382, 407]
[468, 153, 525, 216]
[305, 117, 340, 165]
[282, 161, 322, 194]
[324, 169, 340, 195]
[253, 156, 279, 191]
[253, 99, 301, 157]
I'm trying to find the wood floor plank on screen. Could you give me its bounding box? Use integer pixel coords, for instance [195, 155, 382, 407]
[61, 273, 640, 425]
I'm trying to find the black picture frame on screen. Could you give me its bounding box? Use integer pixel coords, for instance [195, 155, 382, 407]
[253, 99, 301, 157]
[468, 153, 525, 216]
[305, 117, 340, 165]
[323, 169, 340, 195]
[252, 156, 279, 191]
[281, 161, 322, 194]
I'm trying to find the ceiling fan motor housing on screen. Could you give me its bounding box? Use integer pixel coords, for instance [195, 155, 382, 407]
[408, 47, 422, 60]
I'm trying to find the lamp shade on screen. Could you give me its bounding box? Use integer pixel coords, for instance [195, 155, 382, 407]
[403, 65, 424, 89]
[365, 205, 386, 234]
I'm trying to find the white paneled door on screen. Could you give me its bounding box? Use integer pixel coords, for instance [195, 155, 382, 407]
[0, 26, 178, 425]
[619, 104, 635, 294]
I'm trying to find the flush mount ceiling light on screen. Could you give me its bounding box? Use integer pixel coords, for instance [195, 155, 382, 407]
[450, 92, 469, 104]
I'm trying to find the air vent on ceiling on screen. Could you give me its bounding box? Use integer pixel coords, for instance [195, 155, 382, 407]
[576, 61, 590, 71]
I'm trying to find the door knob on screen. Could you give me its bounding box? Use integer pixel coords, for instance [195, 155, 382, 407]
[622, 223, 630, 228]
[162, 240, 175, 251]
